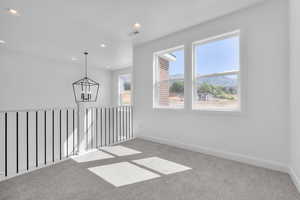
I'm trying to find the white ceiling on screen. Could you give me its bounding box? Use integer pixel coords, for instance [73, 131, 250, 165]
[1, 0, 265, 70]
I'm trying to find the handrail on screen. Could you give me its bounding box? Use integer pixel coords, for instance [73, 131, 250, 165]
[0, 106, 76, 113]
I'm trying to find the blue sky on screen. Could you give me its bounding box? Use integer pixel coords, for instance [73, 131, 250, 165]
[169, 36, 239, 76]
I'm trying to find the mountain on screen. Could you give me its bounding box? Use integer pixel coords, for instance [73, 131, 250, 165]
[197, 76, 237, 88]
[169, 74, 237, 88]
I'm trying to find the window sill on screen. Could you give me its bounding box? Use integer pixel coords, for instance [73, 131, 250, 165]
[191, 108, 244, 116]
[153, 106, 184, 111]
[152, 106, 245, 116]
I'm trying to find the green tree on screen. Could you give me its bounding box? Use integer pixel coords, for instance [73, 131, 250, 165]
[197, 83, 234, 100]
[197, 82, 213, 94]
[170, 81, 184, 95]
[123, 82, 131, 91]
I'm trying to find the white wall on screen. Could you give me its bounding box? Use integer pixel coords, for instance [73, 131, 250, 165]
[0, 49, 112, 110]
[289, 0, 300, 190]
[111, 67, 132, 106]
[133, 0, 289, 170]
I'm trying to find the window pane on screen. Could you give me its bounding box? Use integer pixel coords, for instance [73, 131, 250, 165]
[154, 48, 184, 108]
[196, 36, 239, 75]
[194, 74, 239, 110]
[119, 74, 131, 105]
[157, 79, 184, 108]
[193, 34, 240, 111]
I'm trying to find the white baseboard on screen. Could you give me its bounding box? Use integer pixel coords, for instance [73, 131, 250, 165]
[138, 135, 288, 173]
[289, 167, 300, 193]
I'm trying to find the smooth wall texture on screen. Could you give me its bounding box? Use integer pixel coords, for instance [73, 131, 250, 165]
[0, 49, 112, 110]
[289, 0, 300, 189]
[133, 0, 289, 170]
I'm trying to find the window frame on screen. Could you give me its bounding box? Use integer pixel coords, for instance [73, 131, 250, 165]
[118, 73, 132, 106]
[153, 45, 185, 109]
[192, 30, 242, 112]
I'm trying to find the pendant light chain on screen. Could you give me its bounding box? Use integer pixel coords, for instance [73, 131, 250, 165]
[84, 51, 88, 78]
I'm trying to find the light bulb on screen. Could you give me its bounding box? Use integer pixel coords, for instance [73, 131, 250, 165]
[7, 8, 20, 16]
[133, 23, 141, 29]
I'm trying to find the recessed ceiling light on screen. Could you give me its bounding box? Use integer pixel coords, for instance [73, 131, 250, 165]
[100, 43, 107, 48]
[131, 22, 142, 35]
[6, 8, 20, 16]
[71, 57, 78, 61]
[133, 22, 141, 29]
[0, 40, 6, 45]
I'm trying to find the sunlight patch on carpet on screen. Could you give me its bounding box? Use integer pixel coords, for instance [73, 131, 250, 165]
[133, 157, 191, 175]
[100, 145, 141, 156]
[88, 162, 160, 187]
[72, 151, 114, 163]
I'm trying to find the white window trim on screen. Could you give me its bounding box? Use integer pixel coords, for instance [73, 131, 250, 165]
[153, 45, 185, 109]
[191, 30, 242, 112]
[118, 73, 132, 106]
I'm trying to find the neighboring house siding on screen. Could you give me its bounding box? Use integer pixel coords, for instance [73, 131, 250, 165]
[159, 57, 169, 106]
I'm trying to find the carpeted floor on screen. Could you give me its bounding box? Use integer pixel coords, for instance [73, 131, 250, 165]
[0, 138, 299, 200]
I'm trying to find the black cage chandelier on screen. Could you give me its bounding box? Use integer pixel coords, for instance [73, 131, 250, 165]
[72, 51, 100, 103]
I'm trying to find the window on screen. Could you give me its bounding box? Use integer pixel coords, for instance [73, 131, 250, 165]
[118, 74, 131, 105]
[153, 46, 184, 108]
[192, 31, 240, 111]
